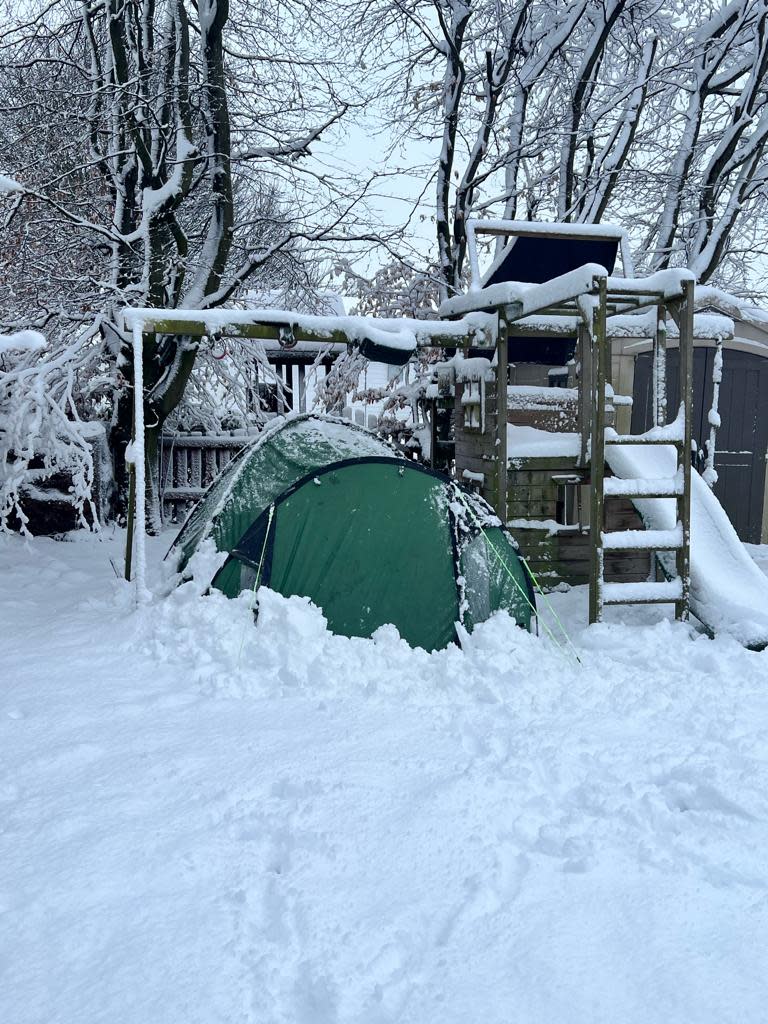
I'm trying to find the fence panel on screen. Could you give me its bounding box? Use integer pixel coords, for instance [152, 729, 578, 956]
[159, 433, 252, 522]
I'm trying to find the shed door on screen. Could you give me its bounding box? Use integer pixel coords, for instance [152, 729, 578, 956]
[632, 348, 768, 543]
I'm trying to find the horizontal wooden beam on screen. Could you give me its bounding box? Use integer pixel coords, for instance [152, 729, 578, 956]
[136, 318, 344, 344]
[132, 316, 494, 353]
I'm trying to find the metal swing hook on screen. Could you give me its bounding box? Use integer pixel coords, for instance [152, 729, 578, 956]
[209, 331, 228, 360]
[278, 324, 297, 350]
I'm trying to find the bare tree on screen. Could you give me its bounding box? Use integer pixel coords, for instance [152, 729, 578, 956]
[360, 0, 768, 297]
[645, 0, 768, 282]
[0, 0, 384, 529]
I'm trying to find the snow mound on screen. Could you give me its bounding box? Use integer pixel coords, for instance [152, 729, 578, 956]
[0, 329, 46, 354]
[3, 531, 768, 1024]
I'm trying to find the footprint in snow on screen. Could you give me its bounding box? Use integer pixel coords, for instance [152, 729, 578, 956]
[32, 741, 105, 773]
[357, 934, 422, 1022]
[435, 846, 530, 946]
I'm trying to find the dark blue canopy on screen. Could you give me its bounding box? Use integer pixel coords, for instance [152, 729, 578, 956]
[484, 233, 619, 287]
[482, 230, 621, 365]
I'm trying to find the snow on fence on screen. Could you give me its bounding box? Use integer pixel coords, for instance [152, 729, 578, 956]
[159, 432, 252, 521]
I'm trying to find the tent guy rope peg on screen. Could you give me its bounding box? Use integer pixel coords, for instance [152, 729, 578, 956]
[238, 503, 275, 666]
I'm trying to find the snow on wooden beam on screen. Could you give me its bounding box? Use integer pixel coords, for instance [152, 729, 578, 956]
[439, 266, 699, 323]
[439, 264, 608, 319]
[505, 309, 733, 340]
[468, 218, 627, 239]
[122, 307, 497, 366]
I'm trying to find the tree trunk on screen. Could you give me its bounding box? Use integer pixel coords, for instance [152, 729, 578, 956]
[110, 384, 134, 522]
[110, 368, 164, 535]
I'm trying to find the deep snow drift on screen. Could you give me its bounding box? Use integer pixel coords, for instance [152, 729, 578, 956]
[2, 529, 768, 1024]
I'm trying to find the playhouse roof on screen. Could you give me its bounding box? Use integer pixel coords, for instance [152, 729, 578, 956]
[482, 229, 620, 289]
[465, 218, 633, 290]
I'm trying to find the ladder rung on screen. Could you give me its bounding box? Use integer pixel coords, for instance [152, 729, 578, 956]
[602, 579, 683, 605]
[605, 436, 683, 446]
[603, 476, 682, 498]
[602, 526, 683, 551]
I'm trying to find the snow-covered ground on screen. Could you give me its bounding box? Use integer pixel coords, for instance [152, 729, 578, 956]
[3, 529, 768, 1023]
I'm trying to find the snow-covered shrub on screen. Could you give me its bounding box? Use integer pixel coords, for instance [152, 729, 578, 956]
[0, 327, 104, 533]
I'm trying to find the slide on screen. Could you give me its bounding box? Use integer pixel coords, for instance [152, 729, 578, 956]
[605, 443, 768, 648]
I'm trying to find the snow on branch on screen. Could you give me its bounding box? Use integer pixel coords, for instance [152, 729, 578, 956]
[236, 107, 349, 162]
[0, 330, 47, 354]
[0, 174, 23, 195]
[0, 325, 101, 534]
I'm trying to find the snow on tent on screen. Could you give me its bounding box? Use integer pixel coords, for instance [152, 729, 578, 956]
[169, 415, 535, 650]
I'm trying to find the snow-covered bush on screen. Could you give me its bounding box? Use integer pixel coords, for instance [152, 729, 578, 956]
[0, 327, 102, 533]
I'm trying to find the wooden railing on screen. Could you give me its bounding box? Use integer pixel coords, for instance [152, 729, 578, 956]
[159, 432, 253, 522]
[160, 407, 388, 522]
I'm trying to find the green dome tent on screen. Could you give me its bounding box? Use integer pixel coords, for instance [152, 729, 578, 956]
[170, 415, 535, 651]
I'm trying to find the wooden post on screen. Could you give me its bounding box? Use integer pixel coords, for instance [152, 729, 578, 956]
[653, 302, 668, 427]
[495, 313, 509, 522]
[125, 321, 148, 602]
[605, 329, 613, 390]
[589, 277, 608, 625]
[124, 464, 136, 581]
[675, 281, 694, 621]
[577, 323, 591, 467]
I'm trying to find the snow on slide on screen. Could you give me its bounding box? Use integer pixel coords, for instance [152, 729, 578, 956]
[605, 443, 768, 647]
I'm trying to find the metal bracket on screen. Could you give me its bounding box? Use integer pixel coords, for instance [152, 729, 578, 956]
[278, 324, 296, 349]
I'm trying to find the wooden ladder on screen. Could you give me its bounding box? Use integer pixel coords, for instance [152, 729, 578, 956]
[587, 279, 694, 624]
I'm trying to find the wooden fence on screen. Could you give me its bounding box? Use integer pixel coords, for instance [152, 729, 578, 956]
[159, 432, 252, 522]
[160, 406, 386, 522]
